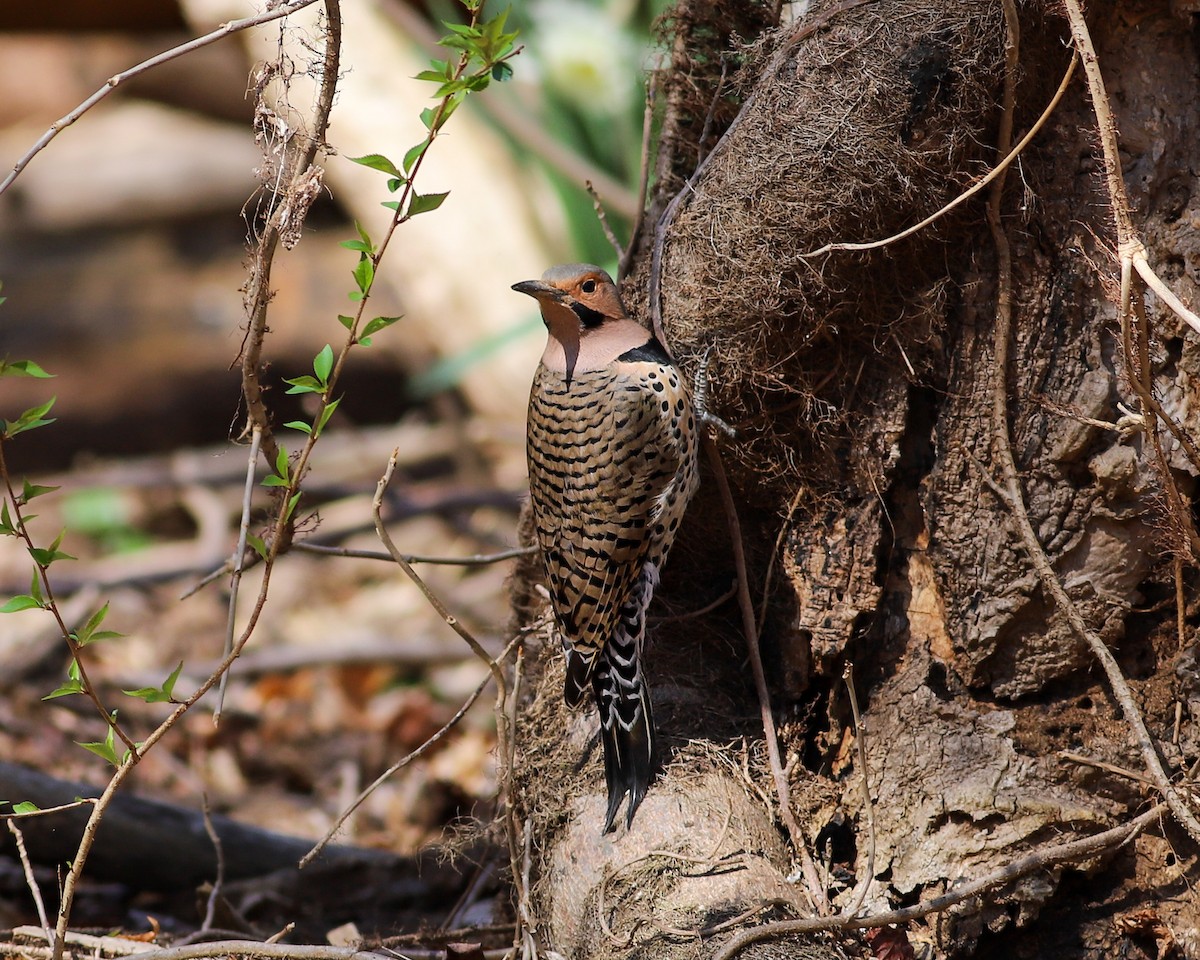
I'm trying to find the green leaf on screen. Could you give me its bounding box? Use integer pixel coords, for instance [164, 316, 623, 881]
[283, 374, 322, 395]
[337, 314, 355, 331]
[362, 315, 402, 338]
[274, 445, 290, 481]
[78, 721, 121, 767]
[340, 239, 373, 253]
[353, 257, 374, 294]
[4, 396, 57, 438]
[29, 569, 43, 603]
[43, 676, 84, 700]
[20, 479, 59, 504]
[285, 492, 302, 521]
[75, 602, 110, 645]
[408, 192, 450, 217]
[284, 420, 312, 435]
[11, 801, 39, 815]
[441, 20, 481, 38]
[1, 595, 42, 613]
[1, 359, 54, 379]
[355, 220, 373, 247]
[349, 153, 404, 178]
[246, 534, 268, 559]
[402, 141, 429, 174]
[316, 397, 341, 435]
[387, 178, 403, 193]
[30, 529, 74, 567]
[492, 61, 513, 82]
[0, 502, 14, 536]
[313, 344, 334, 384]
[381, 201, 401, 212]
[123, 661, 184, 704]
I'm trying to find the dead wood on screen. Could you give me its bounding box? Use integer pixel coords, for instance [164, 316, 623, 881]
[0, 761, 406, 889]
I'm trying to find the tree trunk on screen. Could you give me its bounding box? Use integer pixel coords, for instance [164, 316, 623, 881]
[510, 1, 1200, 957]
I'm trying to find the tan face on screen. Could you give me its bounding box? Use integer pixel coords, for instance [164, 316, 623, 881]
[513, 264, 633, 385]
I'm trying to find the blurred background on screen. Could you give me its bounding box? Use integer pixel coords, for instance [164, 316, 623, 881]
[0, 0, 667, 928]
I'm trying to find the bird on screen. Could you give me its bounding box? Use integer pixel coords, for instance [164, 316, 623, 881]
[514, 263, 700, 832]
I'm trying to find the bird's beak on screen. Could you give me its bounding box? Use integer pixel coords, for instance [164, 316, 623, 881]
[511, 279, 567, 302]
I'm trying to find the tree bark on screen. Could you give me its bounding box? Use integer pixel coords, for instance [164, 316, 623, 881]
[510, 0, 1200, 957]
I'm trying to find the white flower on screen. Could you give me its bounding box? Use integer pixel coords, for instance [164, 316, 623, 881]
[528, 0, 640, 116]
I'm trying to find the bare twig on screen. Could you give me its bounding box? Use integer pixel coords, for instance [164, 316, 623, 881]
[0, 0, 324, 196]
[199, 797, 226, 933]
[300, 633, 520, 867]
[216, 425, 262, 724]
[618, 76, 657, 282]
[704, 435, 828, 914]
[7, 819, 51, 938]
[293, 541, 535, 566]
[1058, 751, 1157, 790]
[711, 804, 1166, 959]
[371, 449, 523, 913]
[841, 665, 876, 919]
[587, 181, 625, 263]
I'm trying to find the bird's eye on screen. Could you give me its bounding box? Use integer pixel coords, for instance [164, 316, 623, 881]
[581, 279, 597, 294]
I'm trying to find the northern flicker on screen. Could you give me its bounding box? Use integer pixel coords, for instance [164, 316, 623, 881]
[514, 263, 700, 832]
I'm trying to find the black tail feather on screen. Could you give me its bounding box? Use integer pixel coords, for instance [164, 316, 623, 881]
[594, 644, 657, 833]
[563, 648, 590, 708]
[598, 674, 656, 832]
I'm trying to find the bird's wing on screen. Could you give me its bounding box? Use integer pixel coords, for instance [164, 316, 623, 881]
[528, 365, 686, 667]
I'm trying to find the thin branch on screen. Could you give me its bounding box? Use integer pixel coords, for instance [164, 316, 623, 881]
[371, 448, 523, 905]
[0, 0, 324, 197]
[587, 181, 625, 263]
[0, 443, 135, 753]
[199, 797, 227, 934]
[1133, 257, 1200, 336]
[7, 819, 51, 938]
[704, 435, 828, 914]
[618, 76, 656, 282]
[216, 425, 262, 724]
[299, 633, 521, 868]
[711, 804, 1166, 959]
[841, 665, 876, 919]
[373, 451, 506, 693]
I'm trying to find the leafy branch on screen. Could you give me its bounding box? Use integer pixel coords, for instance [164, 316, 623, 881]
[0, 368, 138, 758]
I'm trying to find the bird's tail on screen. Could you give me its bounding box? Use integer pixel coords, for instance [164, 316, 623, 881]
[593, 566, 658, 833]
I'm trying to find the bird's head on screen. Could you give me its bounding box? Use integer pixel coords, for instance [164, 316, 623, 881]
[513, 264, 638, 386]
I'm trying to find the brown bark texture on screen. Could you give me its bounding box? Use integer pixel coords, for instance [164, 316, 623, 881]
[508, 0, 1200, 957]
